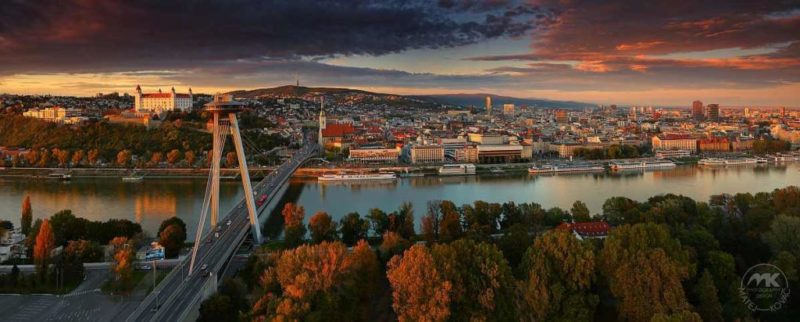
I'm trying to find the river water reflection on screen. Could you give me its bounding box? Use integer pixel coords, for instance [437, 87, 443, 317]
[1, 163, 798, 236]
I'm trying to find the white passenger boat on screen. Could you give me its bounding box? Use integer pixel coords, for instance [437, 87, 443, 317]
[438, 164, 476, 176]
[610, 160, 676, 171]
[528, 163, 604, 174]
[317, 173, 397, 181]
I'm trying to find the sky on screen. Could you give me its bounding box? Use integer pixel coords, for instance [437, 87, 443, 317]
[0, 0, 798, 106]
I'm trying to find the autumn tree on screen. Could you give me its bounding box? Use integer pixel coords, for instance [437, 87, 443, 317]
[282, 203, 306, 248]
[33, 219, 55, 282]
[149, 151, 163, 167]
[71, 149, 85, 166]
[308, 211, 337, 244]
[36, 149, 51, 167]
[253, 241, 380, 321]
[108, 236, 135, 292]
[116, 149, 132, 167]
[166, 149, 181, 166]
[600, 223, 693, 321]
[52, 148, 70, 168]
[379, 231, 411, 262]
[517, 229, 598, 321]
[225, 151, 237, 168]
[387, 244, 452, 322]
[184, 150, 196, 167]
[23, 149, 39, 166]
[570, 200, 591, 222]
[421, 200, 442, 244]
[21, 195, 32, 236]
[438, 200, 463, 242]
[87, 149, 100, 166]
[338, 212, 368, 246]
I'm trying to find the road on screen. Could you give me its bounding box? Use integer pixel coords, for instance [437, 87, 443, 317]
[127, 142, 318, 322]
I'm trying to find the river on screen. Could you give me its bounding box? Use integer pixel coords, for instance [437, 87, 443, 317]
[1, 163, 798, 237]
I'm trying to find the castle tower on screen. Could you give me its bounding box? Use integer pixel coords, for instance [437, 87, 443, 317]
[134, 85, 142, 111]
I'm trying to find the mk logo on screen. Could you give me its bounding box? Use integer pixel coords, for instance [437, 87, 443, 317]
[747, 273, 781, 287]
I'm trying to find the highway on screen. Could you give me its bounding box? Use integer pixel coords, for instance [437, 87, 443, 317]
[127, 141, 318, 322]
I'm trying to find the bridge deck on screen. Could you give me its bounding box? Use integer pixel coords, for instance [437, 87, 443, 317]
[127, 143, 317, 322]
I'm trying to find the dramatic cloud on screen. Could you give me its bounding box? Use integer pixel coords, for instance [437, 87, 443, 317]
[0, 0, 553, 75]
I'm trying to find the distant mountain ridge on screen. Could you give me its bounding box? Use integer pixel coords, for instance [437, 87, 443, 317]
[227, 85, 591, 109]
[413, 93, 592, 109]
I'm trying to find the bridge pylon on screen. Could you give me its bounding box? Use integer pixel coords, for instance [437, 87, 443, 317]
[189, 94, 262, 274]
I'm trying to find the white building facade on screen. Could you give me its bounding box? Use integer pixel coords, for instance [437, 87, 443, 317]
[134, 85, 193, 114]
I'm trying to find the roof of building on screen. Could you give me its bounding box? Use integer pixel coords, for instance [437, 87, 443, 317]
[321, 123, 355, 137]
[557, 221, 611, 237]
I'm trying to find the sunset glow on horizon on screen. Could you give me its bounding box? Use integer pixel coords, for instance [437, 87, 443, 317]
[1, 1, 798, 106]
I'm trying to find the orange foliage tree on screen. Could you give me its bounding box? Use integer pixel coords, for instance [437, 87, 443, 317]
[387, 244, 452, 322]
[308, 211, 337, 244]
[33, 218, 55, 282]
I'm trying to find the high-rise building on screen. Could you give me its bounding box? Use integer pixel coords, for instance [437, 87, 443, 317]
[485, 96, 492, 114]
[744, 107, 751, 118]
[692, 100, 704, 120]
[503, 103, 515, 115]
[781, 106, 786, 117]
[706, 104, 720, 121]
[555, 110, 569, 123]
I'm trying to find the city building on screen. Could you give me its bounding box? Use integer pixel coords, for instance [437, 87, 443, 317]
[410, 144, 445, 164]
[477, 144, 522, 163]
[555, 110, 569, 123]
[652, 134, 698, 153]
[503, 103, 515, 115]
[348, 147, 401, 163]
[697, 137, 730, 152]
[485, 96, 492, 114]
[22, 106, 86, 124]
[467, 133, 505, 145]
[319, 99, 355, 150]
[134, 85, 193, 114]
[655, 149, 691, 159]
[706, 103, 720, 121]
[692, 100, 704, 120]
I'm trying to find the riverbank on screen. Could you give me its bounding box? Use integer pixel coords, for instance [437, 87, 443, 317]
[0, 167, 275, 179]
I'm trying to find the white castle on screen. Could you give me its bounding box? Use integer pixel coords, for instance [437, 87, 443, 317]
[134, 85, 193, 114]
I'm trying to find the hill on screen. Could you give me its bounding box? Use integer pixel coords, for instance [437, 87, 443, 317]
[227, 85, 591, 109]
[414, 93, 591, 109]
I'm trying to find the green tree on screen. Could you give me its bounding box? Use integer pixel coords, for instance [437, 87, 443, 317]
[763, 214, 800, 258]
[495, 223, 532, 270]
[21, 195, 32, 236]
[692, 270, 723, 322]
[431, 239, 516, 321]
[570, 200, 591, 222]
[198, 294, 237, 322]
[517, 229, 598, 321]
[367, 208, 389, 237]
[159, 224, 186, 258]
[157, 217, 187, 238]
[338, 212, 368, 246]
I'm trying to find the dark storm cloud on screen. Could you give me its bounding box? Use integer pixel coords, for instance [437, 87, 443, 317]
[0, 0, 554, 75]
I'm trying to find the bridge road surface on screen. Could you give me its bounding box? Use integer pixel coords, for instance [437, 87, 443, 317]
[127, 143, 318, 322]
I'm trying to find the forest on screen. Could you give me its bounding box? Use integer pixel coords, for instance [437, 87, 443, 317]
[198, 185, 800, 322]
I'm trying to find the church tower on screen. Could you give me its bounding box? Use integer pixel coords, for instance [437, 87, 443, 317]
[318, 96, 326, 145]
